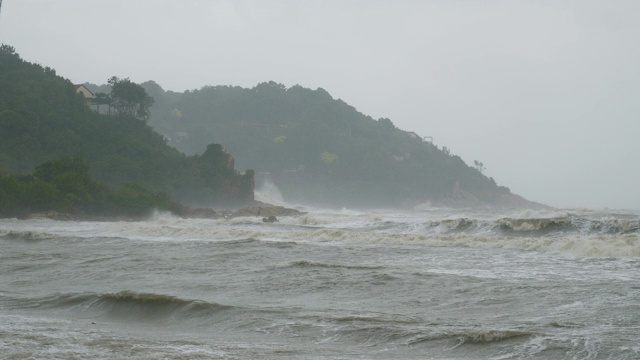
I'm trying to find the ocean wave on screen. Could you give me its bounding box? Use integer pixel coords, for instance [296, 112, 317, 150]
[421, 216, 640, 237]
[304, 229, 640, 257]
[406, 329, 534, 346]
[321, 320, 534, 348]
[453, 233, 639, 257]
[3, 211, 638, 257]
[287, 213, 640, 256]
[498, 216, 640, 235]
[447, 329, 534, 343]
[15, 291, 235, 321]
[0, 230, 69, 242]
[427, 218, 481, 233]
[0, 228, 137, 247]
[333, 315, 420, 325]
[285, 260, 384, 270]
[99, 290, 223, 308]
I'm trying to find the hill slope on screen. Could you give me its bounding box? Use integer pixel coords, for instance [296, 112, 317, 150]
[89, 80, 541, 209]
[0, 45, 253, 208]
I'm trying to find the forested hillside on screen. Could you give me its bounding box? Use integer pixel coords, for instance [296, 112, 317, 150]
[84, 80, 536, 208]
[0, 45, 254, 208]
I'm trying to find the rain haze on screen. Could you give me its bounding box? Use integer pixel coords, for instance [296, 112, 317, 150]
[1, 0, 638, 210]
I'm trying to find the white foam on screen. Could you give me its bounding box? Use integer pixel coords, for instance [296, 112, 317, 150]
[254, 181, 287, 207]
[2, 209, 638, 257]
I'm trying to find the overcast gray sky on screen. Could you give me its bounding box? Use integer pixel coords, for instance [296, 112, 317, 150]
[1, 0, 639, 210]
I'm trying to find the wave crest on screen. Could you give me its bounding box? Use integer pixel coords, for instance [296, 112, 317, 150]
[286, 260, 384, 270]
[22, 291, 234, 320]
[0, 230, 66, 242]
[450, 329, 533, 343]
[406, 329, 533, 346]
[424, 215, 639, 237]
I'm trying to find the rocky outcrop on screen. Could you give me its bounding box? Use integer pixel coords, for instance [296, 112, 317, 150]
[262, 215, 278, 223]
[180, 206, 221, 219]
[195, 144, 255, 206]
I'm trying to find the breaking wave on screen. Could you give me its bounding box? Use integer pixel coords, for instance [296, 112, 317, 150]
[0, 230, 75, 242]
[2, 210, 638, 257]
[254, 181, 288, 207]
[424, 215, 640, 237]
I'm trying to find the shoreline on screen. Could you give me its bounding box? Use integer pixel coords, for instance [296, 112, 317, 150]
[4, 196, 551, 223]
[16, 203, 308, 222]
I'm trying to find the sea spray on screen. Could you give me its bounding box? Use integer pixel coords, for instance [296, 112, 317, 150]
[255, 181, 287, 207]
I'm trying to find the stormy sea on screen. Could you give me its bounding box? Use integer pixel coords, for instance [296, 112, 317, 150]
[1, 194, 639, 359]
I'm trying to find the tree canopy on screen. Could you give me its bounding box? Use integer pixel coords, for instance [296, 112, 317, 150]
[106, 80, 512, 208]
[0, 157, 181, 218]
[107, 76, 154, 121]
[0, 45, 254, 208]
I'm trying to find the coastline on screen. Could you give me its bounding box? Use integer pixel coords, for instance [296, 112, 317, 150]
[19, 203, 308, 222]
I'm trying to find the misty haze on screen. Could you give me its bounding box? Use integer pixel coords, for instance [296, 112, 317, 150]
[1, 1, 639, 359]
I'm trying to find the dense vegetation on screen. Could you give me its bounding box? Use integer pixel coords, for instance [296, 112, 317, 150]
[0, 157, 180, 218]
[0, 45, 254, 211]
[85, 81, 517, 208]
[0, 42, 529, 211]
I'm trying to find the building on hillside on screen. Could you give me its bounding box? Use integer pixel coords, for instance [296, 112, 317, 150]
[407, 131, 434, 144]
[74, 84, 95, 107]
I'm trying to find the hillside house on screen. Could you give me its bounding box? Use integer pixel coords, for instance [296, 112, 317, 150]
[74, 84, 95, 107]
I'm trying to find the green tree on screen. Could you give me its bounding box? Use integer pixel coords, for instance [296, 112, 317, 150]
[0, 48, 254, 207]
[34, 157, 104, 208]
[107, 76, 154, 121]
[111, 183, 179, 216]
[0, 44, 16, 56]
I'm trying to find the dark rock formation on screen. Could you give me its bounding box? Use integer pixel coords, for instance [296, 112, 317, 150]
[195, 144, 255, 206]
[181, 206, 220, 219]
